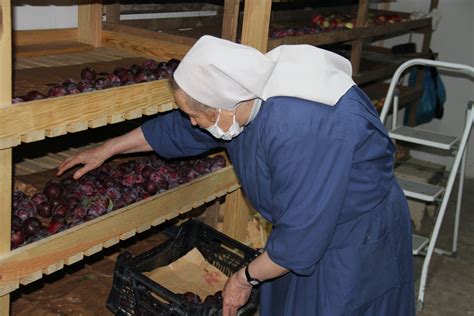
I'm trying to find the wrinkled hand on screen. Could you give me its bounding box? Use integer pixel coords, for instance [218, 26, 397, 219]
[222, 268, 252, 316]
[57, 145, 110, 179]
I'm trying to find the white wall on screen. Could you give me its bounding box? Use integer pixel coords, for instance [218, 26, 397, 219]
[14, 5, 77, 30]
[383, 0, 474, 177]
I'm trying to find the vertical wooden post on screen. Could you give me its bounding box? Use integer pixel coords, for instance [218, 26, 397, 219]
[222, 189, 249, 243]
[350, 0, 369, 74]
[78, 0, 103, 47]
[221, 0, 240, 42]
[204, 200, 220, 229]
[240, 0, 272, 52]
[0, 0, 12, 314]
[105, 2, 120, 24]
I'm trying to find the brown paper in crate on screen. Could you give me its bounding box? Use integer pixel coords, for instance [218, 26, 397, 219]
[145, 248, 227, 300]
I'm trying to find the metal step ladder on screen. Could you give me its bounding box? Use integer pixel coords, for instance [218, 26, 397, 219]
[380, 58, 474, 312]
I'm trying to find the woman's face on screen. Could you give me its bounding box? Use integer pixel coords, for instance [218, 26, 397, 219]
[174, 90, 218, 129]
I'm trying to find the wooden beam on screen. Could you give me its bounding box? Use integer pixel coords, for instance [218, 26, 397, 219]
[14, 28, 78, 46]
[102, 29, 192, 61]
[105, 3, 120, 24]
[221, 0, 240, 41]
[350, 0, 369, 74]
[240, 0, 272, 52]
[222, 189, 249, 243]
[0, 4, 11, 309]
[78, 0, 103, 47]
[204, 199, 220, 229]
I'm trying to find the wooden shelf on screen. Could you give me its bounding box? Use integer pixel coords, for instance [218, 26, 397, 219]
[362, 81, 423, 114]
[267, 17, 431, 50]
[0, 165, 240, 296]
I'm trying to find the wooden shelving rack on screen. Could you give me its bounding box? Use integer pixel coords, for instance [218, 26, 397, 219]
[0, 1, 267, 314]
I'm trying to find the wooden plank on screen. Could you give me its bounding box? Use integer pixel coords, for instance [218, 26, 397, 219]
[222, 188, 249, 243]
[0, 3, 12, 312]
[15, 41, 94, 58]
[103, 22, 196, 48]
[19, 270, 42, 285]
[0, 166, 239, 290]
[42, 260, 64, 275]
[78, 0, 103, 47]
[266, 18, 431, 50]
[21, 130, 45, 143]
[241, 0, 272, 52]
[14, 28, 78, 46]
[102, 30, 191, 60]
[221, 0, 240, 41]
[0, 80, 175, 149]
[0, 294, 10, 315]
[64, 252, 84, 265]
[136, 223, 151, 233]
[105, 3, 120, 24]
[350, 0, 369, 74]
[204, 200, 220, 229]
[119, 229, 136, 240]
[84, 244, 102, 256]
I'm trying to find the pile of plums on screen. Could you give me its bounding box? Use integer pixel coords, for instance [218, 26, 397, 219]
[12, 58, 180, 104]
[179, 291, 223, 307]
[11, 154, 226, 249]
[269, 12, 405, 39]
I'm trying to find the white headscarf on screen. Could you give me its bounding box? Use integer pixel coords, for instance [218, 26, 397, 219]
[173, 35, 355, 109]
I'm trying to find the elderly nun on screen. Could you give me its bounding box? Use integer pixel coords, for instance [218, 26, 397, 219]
[58, 35, 414, 316]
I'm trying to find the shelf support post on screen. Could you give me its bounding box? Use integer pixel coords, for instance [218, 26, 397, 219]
[350, 0, 369, 74]
[221, 0, 240, 42]
[0, 0, 12, 314]
[78, 0, 103, 47]
[105, 2, 120, 24]
[240, 0, 272, 52]
[222, 189, 249, 243]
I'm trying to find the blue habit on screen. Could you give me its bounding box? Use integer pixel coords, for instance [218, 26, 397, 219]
[141, 86, 415, 316]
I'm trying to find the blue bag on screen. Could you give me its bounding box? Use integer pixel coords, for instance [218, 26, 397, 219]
[404, 66, 446, 125]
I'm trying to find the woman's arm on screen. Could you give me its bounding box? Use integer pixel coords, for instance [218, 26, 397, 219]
[57, 127, 152, 179]
[222, 251, 288, 316]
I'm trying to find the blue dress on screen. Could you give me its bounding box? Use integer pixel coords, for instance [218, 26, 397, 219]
[141, 86, 415, 316]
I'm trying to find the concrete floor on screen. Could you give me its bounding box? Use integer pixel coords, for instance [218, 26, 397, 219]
[414, 178, 474, 315]
[11, 179, 474, 315]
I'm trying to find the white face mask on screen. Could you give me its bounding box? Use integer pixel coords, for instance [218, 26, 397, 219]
[205, 109, 243, 140]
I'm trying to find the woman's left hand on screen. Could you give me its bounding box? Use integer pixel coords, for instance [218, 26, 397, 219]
[222, 268, 252, 316]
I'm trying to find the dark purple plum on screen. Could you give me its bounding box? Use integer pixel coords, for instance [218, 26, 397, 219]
[31, 193, 48, 206]
[130, 64, 143, 74]
[143, 59, 159, 71]
[47, 221, 66, 234]
[78, 80, 95, 93]
[143, 180, 158, 195]
[48, 85, 68, 97]
[182, 292, 201, 304]
[94, 78, 110, 90]
[24, 90, 46, 101]
[37, 201, 53, 218]
[43, 181, 63, 200]
[80, 67, 96, 82]
[133, 70, 148, 83]
[141, 166, 155, 179]
[23, 217, 43, 237]
[166, 59, 180, 71]
[106, 74, 121, 87]
[12, 97, 25, 104]
[11, 227, 25, 248]
[12, 215, 23, 228]
[52, 202, 71, 217]
[72, 205, 87, 220]
[51, 214, 67, 224]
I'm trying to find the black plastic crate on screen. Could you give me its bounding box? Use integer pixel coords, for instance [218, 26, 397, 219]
[107, 219, 260, 316]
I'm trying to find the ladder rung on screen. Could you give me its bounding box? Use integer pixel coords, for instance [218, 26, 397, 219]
[413, 234, 429, 255]
[398, 177, 444, 202]
[389, 126, 458, 150]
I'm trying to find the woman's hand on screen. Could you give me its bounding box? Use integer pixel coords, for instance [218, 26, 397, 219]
[222, 268, 252, 316]
[57, 144, 111, 179]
